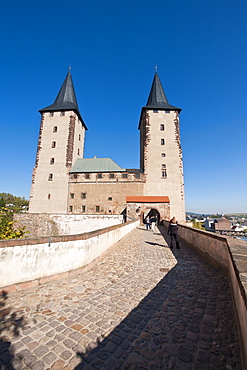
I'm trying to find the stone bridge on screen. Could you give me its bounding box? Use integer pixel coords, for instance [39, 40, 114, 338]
[0, 221, 246, 369]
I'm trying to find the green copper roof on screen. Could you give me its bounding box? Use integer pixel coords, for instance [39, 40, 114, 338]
[70, 158, 125, 173]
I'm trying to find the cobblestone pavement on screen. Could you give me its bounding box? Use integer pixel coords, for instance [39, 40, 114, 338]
[0, 225, 241, 369]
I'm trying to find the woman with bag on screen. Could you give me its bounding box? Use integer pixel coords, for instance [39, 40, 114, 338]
[168, 217, 180, 249]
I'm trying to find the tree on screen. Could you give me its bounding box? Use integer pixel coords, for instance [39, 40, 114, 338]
[192, 219, 205, 230]
[0, 193, 29, 210]
[0, 193, 29, 215]
[0, 207, 28, 239]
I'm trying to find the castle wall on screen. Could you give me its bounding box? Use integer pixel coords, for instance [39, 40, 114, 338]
[29, 72, 186, 221]
[68, 172, 145, 215]
[14, 213, 123, 237]
[163, 220, 247, 368]
[0, 220, 139, 290]
[140, 109, 185, 221]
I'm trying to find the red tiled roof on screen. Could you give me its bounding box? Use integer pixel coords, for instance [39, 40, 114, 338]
[126, 196, 170, 203]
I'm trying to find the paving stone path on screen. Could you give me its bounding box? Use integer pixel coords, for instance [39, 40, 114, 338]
[0, 225, 241, 369]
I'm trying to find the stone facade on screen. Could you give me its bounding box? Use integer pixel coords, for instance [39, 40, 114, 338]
[29, 111, 85, 213]
[126, 198, 170, 222]
[213, 218, 232, 231]
[139, 109, 185, 221]
[68, 171, 145, 216]
[28, 71, 186, 223]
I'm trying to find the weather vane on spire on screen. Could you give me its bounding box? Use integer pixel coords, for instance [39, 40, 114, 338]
[68, 64, 72, 71]
[155, 65, 158, 73]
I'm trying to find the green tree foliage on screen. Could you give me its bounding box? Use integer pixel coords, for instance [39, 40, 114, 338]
[0, 197, 5, 208]
[192, 219, 205, 230]
[0, 208, 28, 239]
[0, 193, 29, 239]
[0, 207, 29, 239]
[208, 214, 220, 219]
[0, 193, 29, 213]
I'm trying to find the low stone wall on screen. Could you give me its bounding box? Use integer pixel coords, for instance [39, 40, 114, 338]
[14, 213, 123, 237]
[0, 220, 139, 291]
[163, 220, 247, 368]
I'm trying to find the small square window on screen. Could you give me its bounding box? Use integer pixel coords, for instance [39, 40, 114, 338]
[96, 206, 100, 212]
[60, 111, 65, 116]
[153, 110, 158, 113]
[70, 193, 74, 199]
[135, 173, 140, 179]
[73, 174, 78, 179]
[162, 164, 166, 169]
[69, 206, 73, 212]
[52, 141, 56, 148]
[108, 197, 112, 201]
[49, 112, 54, 116]
[48, 173, 53, 181]
[161, 139, 165, 145]
[109, 174, 114, 179]
[165, 110, 170, 113]
[53, 126, 57, 132]
[81, 193, 86, 199]
[160, 124, 165, 131]
[81, 205, 86, 212]
[122, 173, 128, 179]
[50, 158, 55, 165]
[97, 174, 102, 179]
[161, 170, 167, 178]
[161, 153, 166, 157]
[85, 173, 90, 179]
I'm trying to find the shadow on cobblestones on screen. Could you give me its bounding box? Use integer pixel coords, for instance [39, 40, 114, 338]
[0, 290, 27, 369]
[74, 225, 241, 369]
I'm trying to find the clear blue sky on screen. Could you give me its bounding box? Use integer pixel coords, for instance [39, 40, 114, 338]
[0, 0, 246, 214]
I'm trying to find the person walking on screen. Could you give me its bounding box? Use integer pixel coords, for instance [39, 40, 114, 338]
[150, 216, 156, 232]
[145, 216, 151, 230]
[168, 217, 180, 249]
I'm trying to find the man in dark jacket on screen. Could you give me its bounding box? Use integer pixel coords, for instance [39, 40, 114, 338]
[168, 217, 180, 249]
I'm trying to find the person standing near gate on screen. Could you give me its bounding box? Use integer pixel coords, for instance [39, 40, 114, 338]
[150, 216, 156, 232]
[168, 217, 180, 249]
[145, 216, 151, 230]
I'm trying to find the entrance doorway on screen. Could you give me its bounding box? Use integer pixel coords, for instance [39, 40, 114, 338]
[143, 209, 160, 225]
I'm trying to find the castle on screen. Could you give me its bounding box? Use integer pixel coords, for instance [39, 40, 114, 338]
[29, 71, 185, 222]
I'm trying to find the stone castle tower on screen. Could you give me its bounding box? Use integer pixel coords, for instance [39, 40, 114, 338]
[139, 72, 185, 220]
[29, 71, 87, 213]
[29, 70, 185, 221]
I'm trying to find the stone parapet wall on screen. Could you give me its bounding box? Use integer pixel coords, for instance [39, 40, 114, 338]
[14, 213, 123, 237]
[0, 220, 139, 291]
[163, 220, 247, 368]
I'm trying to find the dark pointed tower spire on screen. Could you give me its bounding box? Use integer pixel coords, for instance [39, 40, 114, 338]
[39, 71, 87, 128]
[145, 72, 181, 112]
